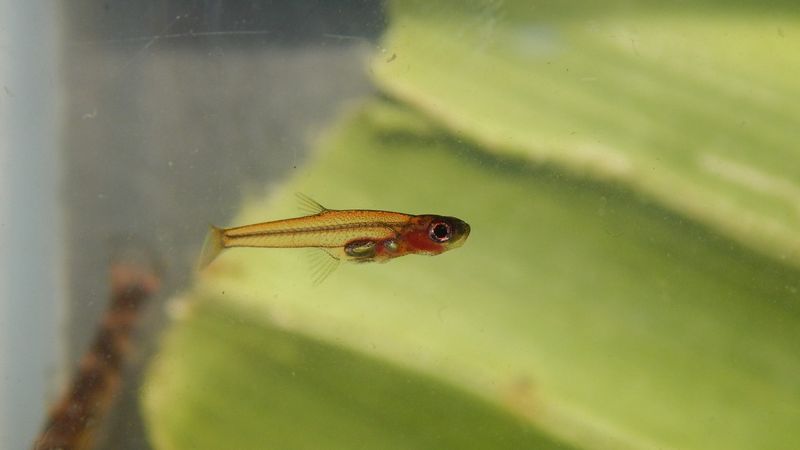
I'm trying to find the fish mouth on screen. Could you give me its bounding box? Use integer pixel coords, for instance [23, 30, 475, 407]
[449, 218, 471, 247]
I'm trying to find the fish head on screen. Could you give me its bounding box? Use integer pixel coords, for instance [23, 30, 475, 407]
[407, 215, 471, 255]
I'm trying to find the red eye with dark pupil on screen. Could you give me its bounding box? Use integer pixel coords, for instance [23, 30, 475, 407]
[429, 222, 451, 243]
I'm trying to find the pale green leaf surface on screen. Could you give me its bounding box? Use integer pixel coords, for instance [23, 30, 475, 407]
[144, 101, 800, 450]
[143, 299, 573, 450]
[371, 1, 800, 269]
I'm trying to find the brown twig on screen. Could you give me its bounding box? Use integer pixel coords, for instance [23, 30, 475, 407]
[33, 257, 160, 450]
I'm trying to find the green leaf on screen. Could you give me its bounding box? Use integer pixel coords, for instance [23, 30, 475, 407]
[371, 0, 800, 269]
[143, 101, 800, 450]
[143, 300, 574, 450]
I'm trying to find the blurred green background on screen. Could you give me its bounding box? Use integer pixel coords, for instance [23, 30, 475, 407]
[143, 2, 800, 449]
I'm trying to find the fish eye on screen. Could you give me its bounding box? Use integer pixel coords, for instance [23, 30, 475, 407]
[429, 221, 451, 243]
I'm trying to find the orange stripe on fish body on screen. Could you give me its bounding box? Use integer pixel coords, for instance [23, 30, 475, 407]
[198, 197, 470, 268]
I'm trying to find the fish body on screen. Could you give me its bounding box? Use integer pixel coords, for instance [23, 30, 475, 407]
[199, 197, 470, 269]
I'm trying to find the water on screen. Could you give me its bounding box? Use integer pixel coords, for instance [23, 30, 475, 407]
[3, 2, 799, 450]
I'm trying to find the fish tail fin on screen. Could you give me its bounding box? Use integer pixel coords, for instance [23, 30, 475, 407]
[198, 225, 226, 270]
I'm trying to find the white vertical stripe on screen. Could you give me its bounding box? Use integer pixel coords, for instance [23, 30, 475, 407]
[0, 1, 65, 449]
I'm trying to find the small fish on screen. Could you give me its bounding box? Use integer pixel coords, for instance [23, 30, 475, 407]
[199, 194, 470, 280]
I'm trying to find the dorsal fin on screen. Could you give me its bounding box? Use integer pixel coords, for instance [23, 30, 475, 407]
[295, 192, 329, 215]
